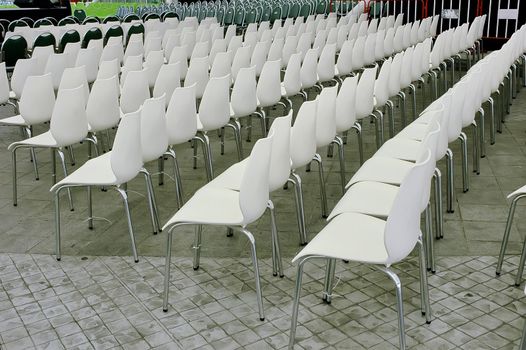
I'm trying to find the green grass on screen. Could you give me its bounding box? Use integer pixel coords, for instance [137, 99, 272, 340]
[71, 2, 151, 18]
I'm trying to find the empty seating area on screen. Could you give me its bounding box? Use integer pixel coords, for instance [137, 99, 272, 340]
[1, 2, 526, 349]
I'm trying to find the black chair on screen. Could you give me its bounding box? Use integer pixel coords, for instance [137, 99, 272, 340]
[104, 25, 124, 45]
[74, 9, 87, 23]
[162, 11, 179, 21]
[123, 14, 140, 22]
[126, 22, 144, 45]
[33, 32, 56, 49]
[1, 35, 28, 70]
[143, 13, 160, 21]
[58, 17, 76, 26]
[8, 20, 29, 33]
[103, 16, 120, 24]
[34, 18, 54, 28]
[82, 17, 101, 24]
[59, 30, 81, 52]
[19, 17, 34, 27]
[46, 17, 58, 26]
[82, 27, 103, 48]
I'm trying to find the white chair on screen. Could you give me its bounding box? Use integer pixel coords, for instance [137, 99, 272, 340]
[257, 60, 285, 131]
[50, 110, 143, 262]
[100, 43, 124, 64]
[184, 55, 209, 99]
[9, 86, 92, 209]
[162, 133, 275, 321]
[153, 62, 181, 107]
[288, 150, 433, 350]
[231, 45, 251, 81]
[97, 58, 120, 80]
[75, 48, 99, 84]
[355, 66, 383, 148]
[300, 48, 320, 96]
[209, 51, 233, 79]
[336, 76, 363, 165]
[120, 69, 150, 114]
[250, 41, 270, 77]
[168, 45, 189, 80]
[144, 50, 165, 89]
[317, 43, 337, 86]
[230, 66, 263, 143]
[10, 57, 40, 100]
[45, 53, 74, 91]
[59, 66, 89, 106]
[282, 52, 306, 112]
[86, 75, 120, 154]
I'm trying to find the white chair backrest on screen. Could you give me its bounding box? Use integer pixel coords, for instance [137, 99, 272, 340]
[315, 85, 337, 148]
[355, 66, 376, 119]
[87, 75, 120, 132]
[50, 85, 88, 146]
[153, 62, 181, 107]
[45, 52, 73, 90]
[120, 69, 150, 114]
[283, 52, 302, 97]
[166, 84, 198, 145]
[59, 66, 89, 105]
[184, 55, 209, 99]
[75, 48, 98, 83]
[140, 94, 168, 163]
[231, 66, 257, 118]
[290, 98, 317, 169]
[168, 45, 189, 80]
[300, 48, 319, 89]
[97, 58, 119, 80]
[337, 40, 354, 75]
[374, 57, 392, 107]
[111, 110, 143, 184]
[19, 73, 55, 125]
[251, 41, 270, 76]
[317, 43, 336, 83]
[239, 133, 273, 225]
[351, 35, 365, 69]
[336, 76, 358, 133]
[267, 113, 293, 192]
[257, 60, 282, 108]
[10, 57, 39, 99]
[231, 45, 252, 81]
[198, 74, 231, 131]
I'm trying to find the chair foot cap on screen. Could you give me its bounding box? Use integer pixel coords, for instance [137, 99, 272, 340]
[495, 272, 501, 276]
[193, 267, 199, 271]
[70, 208, 75, 212]
[426, 321, 432, 324]
[57, 257, 61, 261]
[431, 270, 436, 274]
[260, 317, 265, 321]
[322, 215, 328, 219]
[88, 227, 93, 230]
[491, 142, 495, 145]
[13, 204, 17, 207]
[273, 273, 277, 277]
[153, 232, 157, 235]
[35, 177, 39, 181]
[163, 308, 168, 312]
[463, 189, 468, 193]
[134, 260, 139, 263]
[279, 274, 284, 278]
[447, 210, 454, 213]
[515, 283, 521, 287]
[481, 155, 486, 158]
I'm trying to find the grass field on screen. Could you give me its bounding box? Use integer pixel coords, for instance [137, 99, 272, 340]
[0, 2, 153, 18]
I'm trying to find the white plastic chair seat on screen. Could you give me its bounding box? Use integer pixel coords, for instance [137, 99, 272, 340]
[293, 212, 388, 264]
[163, 187, 244, 228]
[346, 156, 414, 189]
[375, 138, 422, 162]
[328, 181, 399, 220]
[0, 115, 28, 126]
[396, 123, 428, 141]
[11, 130, 58, 148]
[52, 153, 118, 188]
[205, 158, 249, 191]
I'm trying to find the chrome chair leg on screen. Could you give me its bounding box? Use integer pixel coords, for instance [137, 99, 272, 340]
[268, 199, 284, 277]
[87, 186, 93, 230]
[386, 100, 395, 138]
[433, 168, 444, 239]
[322, 258, 336, 303]
[487, 98, 496, 145]
[351, 122, 364, 165]
[516, 239, 526, 286]
[288, 256, 312, 349]
[408, 84, 417, 122]
[288, 172, 308, 245]
[371, 110, 384, 148]
[397, 91, 406, 128]
[378, 267, 406, 350]
[115, 186, 139, 263]
[57, 149, 74, 211]
[193, 224, 203, 270]
[478, 108, 486, 158]
[239, 227, 265, 321]
[496, 194, 526, 276]
[225, 119, 244, 160]
[418, 235, 432, 323]
[445, 148, 454, 213]
[331, 136, 346, 194]
[470, 123, 480, 175]
[165, 149, 184, 209]
[54, 188, 62, 261]
[158, 157, 165, 185]
[425, 203, 435, 273]
[312, 153, 328, 218]
[458, 132, 470, 192]
[141, 169, 160, 235]
[24, 127, 39, 181]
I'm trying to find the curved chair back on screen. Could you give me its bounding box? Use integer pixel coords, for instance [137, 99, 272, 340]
[141, 95, 168, 163]
[19, 73, 55, 125]
[153, 62, 181, 107]
[374, 30, 385, 61]
[283, 52, 302, 97]
[393, 26, 404, 52]
[351, 35, 365, 70]
[50, 85, 88, 147]
[45, 53, 73, 90]
[168, 45, 189, 80]
[290, 98, 317, 169]
[33, 32, 56, 49]
[399, 46, 413, 88]
[336, 76, 358, 133]
[31, 45, 54, 68]
[231, 45, 251, 80]
[1, 35, 28, 68]
[111, 110, 143, 184]
[166, 84, 198, 145]
[199, 74, 231, 131]
[209, 38, 226, 64]
[251, 41, 270, 77]
[374, 57, 391, 107]
[87, 38, 103, 61]
[363, 32, 376, 66]
[59, 66, 89, 104]
[300, 48, 318, 89]
[75, 48, 98, 84]
[315, 85, 337, 148]
[317, 42, 335, 83]
[231, 66, 257, 118]
[239, 132, 273, 225]
[144, 50, 164, 88]
[121, 69, 150, 114]
[384, 149, 432, 264]
[210, 50, 233, 79]
[257, 59, 281, 108]
[10, 57, 38, 99]
[97, 58, 119, 80]
[355, 66, 376, 119]
[100, 42, 124, 64]
[0, 63, 9, 104]
[388, 52, 403, 97]
[268, 112, 293, 191]
[282, 35, 298, 66]
[87, 75, 120, 132]
[184, 55, 209, 99]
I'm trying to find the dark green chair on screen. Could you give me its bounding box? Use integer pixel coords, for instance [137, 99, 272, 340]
[0, 19, 10, 35]
[46, 17, 58, 26]
[261, 6, 271, 21]
[206, 7, 216, 18]
[216, 7, 225, 24]
[126, 23, 144, 45]
[223, 7, 234, 25]
[82, 27, 103, 48]
[33, 32, 56, 49]
[19, 17, 34, 27]
[1, 35, 28, 69]
[255, 6, 263, 22]
[58, 17, 76, 26]
[104, 25, 124, 45]
[74, 9, 87, 23]
[8, 20, 29, 33]
[289, 3, 300, 18]
[59, 30, 81, 52]
[34, 18, 54, 28]
[234, 8, 245, 26]
[103, 16, 120, 24]
[143, 13, 160, 21]
[299, 3, 311, 17]
[162, 11, 179, 20]
[82, 17, 101, 24]
[245, 8, 257, 25]
[123, 14, 140, 22]
[316, 0, 327, 14]
[270, 6, 281, 22]
[281, 4, 289, 19]
[369, 2, 382, 18]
